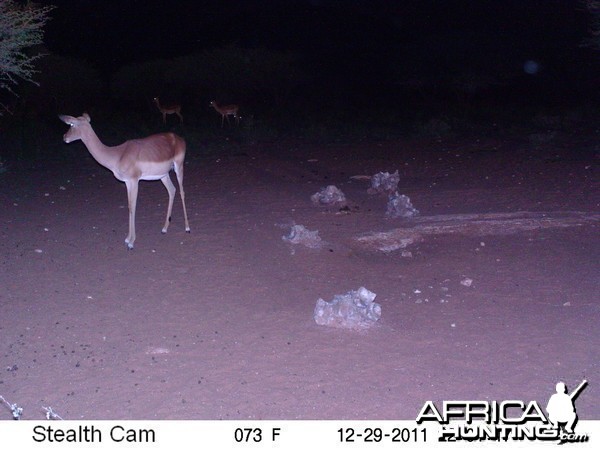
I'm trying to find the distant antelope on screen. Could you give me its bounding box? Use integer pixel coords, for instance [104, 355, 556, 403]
[209, 101, 240, 127]
[153, 97, 183, 124]
[59, 113, 190, 249]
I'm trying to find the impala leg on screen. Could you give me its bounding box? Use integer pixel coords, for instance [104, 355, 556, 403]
[125, 180, 139, 249]
[160, 175, 176, 234]
[173, 163, 190, 233]
[177, 111, 183, 123]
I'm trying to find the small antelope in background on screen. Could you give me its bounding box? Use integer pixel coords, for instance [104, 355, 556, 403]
[153, 97, 183, 124]
[209, 101, 240, 127]
[59, 113, 190, 249]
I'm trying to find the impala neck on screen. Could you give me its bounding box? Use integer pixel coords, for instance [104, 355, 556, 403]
[79, 124, 121, 171]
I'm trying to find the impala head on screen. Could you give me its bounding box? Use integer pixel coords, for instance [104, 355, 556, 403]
[59, 113, 91, 143]
[153, 97, 160, 104]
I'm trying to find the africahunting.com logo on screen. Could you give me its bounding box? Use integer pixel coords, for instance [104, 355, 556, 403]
[416, 380, 589, 444]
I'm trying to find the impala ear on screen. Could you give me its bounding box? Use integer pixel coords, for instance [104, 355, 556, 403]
[59, 114, 75, 125]
[82, 113, 91, 122]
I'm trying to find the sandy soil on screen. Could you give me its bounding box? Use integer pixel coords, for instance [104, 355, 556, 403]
[0, 132, 598, 420]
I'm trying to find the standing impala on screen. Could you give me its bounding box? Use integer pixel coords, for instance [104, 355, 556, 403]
[153, 97, 183, 124]
[209, 101, 240, 127]
[59, 113, 190, 249]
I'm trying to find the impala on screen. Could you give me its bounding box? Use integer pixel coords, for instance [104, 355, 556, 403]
[209, 101, 240, 127]
[59, 113, 190, 249]
[153, 97, 183, 124]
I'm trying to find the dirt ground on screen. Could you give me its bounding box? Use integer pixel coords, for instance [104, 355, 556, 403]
[0, 132, 598, 420]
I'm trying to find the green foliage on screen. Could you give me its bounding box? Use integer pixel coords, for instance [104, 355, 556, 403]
[0, 0, 54, 109]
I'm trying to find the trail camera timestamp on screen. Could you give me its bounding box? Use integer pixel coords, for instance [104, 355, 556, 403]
[338, 427, 427, 443]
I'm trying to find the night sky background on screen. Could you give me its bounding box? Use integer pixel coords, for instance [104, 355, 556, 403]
[14, 0, 600, 130]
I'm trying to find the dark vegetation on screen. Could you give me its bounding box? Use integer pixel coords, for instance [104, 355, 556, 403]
[1, 1, 599, 167]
